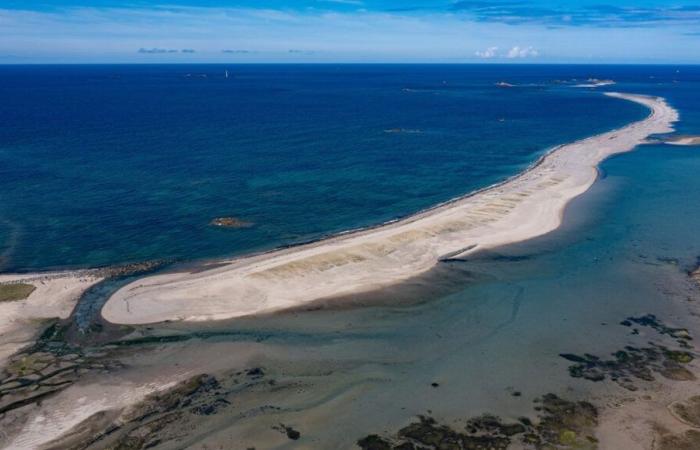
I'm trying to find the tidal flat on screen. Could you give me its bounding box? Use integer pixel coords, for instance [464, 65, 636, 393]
[4, 173, 700, 448]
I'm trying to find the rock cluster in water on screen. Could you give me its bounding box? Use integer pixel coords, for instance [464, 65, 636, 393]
[620, 314, 692, 348]
[357, 394, 598, 450]
[560, 315, 695, 391]
[561, 344, 694, 390]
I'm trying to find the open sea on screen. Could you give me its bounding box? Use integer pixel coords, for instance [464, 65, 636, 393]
[0, 64, 674, 272]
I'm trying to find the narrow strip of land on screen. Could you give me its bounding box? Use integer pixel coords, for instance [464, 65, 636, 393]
[100, 93, 678, 325]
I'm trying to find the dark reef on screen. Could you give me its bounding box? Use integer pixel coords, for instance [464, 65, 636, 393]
[357, 394, 598, 450]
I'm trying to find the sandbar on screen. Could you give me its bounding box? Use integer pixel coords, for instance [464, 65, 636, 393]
[101, 93, 679, 325]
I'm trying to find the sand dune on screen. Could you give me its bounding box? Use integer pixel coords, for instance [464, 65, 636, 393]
[101, 93, 678, 325]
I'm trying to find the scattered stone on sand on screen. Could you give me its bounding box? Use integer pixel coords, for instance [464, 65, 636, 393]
[42, 373, 231, 450]
[273, 423, 301, 440]
[356, 394, 597, 450]
[560, 343, 695, 390]
[668, 396, 700, 428]
[620, 314, 693, 348]
[92, 260, 167, 279]
[210, 217, 254, 228]
[0, 283, 36, 302]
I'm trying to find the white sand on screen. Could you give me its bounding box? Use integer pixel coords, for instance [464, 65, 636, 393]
[0, 272, 103, 367]
[101, 93, 678, 325]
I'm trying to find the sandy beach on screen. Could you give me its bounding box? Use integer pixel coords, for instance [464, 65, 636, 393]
[101, 92, 679, 325]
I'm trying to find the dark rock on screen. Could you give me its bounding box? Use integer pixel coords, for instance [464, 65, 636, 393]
[562, 343, 695, 390]
[355, 394, 597, 450]
[623, 314, 693, 347]
[276, 424, 300, 440]
[357, 434, 392, 450]
[246, 367, 264, 378]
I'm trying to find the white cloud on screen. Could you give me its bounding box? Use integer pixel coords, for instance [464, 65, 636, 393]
[506, 46, 539, 58]
[475, 45, 539, 59]
[475, 46, 498, 58]
[0, 6, 694, 63]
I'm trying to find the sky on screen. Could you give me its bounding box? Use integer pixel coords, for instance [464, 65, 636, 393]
[1, 0, 700, 63]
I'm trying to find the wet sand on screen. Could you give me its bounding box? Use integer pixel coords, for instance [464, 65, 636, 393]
[0, 272, 103, 367]
[101, 93, 679, 325]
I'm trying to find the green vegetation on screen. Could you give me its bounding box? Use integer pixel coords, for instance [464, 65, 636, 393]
[0, 283, 36, 302]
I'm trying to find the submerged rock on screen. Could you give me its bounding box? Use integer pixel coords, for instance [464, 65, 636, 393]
[356, 394, 597, 449]
[357, 434, 392, 450]
[561, 344, 695, 390]
[620, 314, 692, 348]
[210, 217, 254, 228]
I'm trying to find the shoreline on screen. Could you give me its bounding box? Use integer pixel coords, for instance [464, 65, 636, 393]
[98, 92, 679, 325]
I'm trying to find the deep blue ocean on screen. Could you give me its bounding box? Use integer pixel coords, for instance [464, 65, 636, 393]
[0, 64, 694, 271]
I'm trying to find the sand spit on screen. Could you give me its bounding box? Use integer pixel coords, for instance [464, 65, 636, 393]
[101, 93, 678, 325]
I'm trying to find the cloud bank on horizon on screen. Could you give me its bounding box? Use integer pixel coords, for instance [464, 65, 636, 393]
[1, 0, 699, 63]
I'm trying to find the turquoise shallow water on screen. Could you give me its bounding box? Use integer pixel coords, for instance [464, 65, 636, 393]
[0, 64, 657, 271]
[87, 66, 700, 447]
[117, 135, 700, 447]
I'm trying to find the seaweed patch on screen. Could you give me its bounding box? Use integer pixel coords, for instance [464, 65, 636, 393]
[357, 394, 597, 449]
[620, 314, 692, 348]
[560, 344, 694, 391]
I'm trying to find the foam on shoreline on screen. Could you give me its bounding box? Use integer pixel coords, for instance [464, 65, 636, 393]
[100, 93, 679, 325]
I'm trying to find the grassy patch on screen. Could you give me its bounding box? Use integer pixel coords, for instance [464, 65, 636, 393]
[0, 283, 36, 302]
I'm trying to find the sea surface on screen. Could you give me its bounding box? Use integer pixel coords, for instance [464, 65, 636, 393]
[0, 64, 664, 271]
[3, 65, 700, 448]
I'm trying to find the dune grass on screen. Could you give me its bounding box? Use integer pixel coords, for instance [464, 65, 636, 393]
[0, 283, 36, 302]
